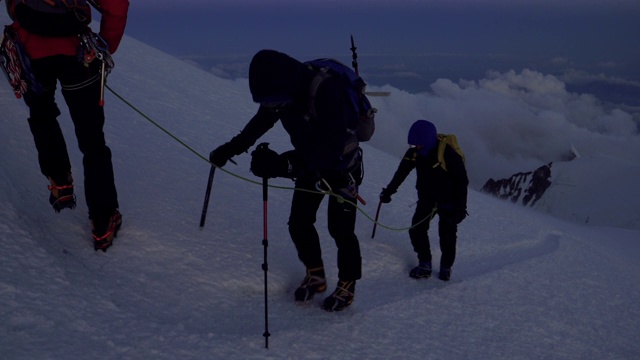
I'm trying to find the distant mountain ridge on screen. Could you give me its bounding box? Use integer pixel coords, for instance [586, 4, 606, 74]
[481, 163, 552, 207]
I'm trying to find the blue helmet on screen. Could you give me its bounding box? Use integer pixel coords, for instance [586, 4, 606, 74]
[407, 120, 437, 155]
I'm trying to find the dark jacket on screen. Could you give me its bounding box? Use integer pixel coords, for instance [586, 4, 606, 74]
[386, 144, 468, 210]
[226, 50, 356, 179]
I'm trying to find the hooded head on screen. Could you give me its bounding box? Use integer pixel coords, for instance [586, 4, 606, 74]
[249, 49, 309, 105]
[407, 120, 437, 155]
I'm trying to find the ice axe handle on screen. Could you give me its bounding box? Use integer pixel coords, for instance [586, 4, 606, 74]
[199, 166, 216, 229]
[371, 200, 382, 238]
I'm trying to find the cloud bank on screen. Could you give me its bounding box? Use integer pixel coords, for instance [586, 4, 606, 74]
[367, 68, 640, 188]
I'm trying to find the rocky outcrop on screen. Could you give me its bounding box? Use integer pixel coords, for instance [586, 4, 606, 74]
[481, 163, 552, 207]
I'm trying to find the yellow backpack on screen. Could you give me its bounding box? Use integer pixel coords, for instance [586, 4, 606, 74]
[433, 134, 465, 171]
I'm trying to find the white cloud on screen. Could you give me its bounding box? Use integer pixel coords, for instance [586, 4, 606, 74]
[368, 68, 640, 188]
[560, 69, 640, 87]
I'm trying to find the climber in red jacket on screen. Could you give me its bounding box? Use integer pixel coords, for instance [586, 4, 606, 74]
[3, 0, 129, 251]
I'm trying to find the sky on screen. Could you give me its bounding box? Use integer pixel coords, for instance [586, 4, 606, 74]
[1, 19, 640, 358]
[133, 0, 640, 7]
[124, 1, 640, 61]
[121, 0, 640, 108]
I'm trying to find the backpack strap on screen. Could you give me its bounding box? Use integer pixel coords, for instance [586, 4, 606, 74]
[306, 70, 329, 121]
[306, 68, 361, 137]
[433, 134, 465, 171]
[306, 67, 362, 171]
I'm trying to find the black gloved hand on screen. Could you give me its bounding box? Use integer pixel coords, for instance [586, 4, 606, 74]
[250, 143, 287, 178]
[279, 149, 303, 179]
[453, 208, 468, 224]
[209, 142, 236, 168]
[438, 204, 468, 225]
[379, 188, 393, 204]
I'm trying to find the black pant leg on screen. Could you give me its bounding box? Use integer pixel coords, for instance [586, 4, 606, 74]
[288, 180, 325, 270]
[327, 193, 361, 281]
[58, 57, 119, 218]
[24, 57, 71, 183]
[409, 199, 437, 263]
[438, 212, 458, 269]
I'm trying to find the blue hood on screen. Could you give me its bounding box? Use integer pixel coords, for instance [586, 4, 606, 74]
[407, 120, 437, 155]
[249, 49, 311, 104]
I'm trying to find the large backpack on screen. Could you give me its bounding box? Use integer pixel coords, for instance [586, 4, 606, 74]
[433, 134, 465, 172]
[6, 0, 92, 37]
[304, 58, 376, 142]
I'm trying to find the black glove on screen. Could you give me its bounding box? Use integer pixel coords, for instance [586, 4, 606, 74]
[438, 204, 467, 225]
[250, 143, 288, 178]
[453, 208, 468, 224]
[379, 188, 393, 203]
[279, 149, 303, 179]
[209, 142, 236, 168]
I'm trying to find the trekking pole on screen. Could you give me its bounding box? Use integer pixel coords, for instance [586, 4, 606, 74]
[199, 166, 216, 229]
[350, 34, 391, 98]
[371, 200, 382, 239]
[261, 176, 271, 349]
[350, 34, 359, 76]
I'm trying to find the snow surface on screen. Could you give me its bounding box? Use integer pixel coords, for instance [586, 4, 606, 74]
[1, 17, 640, 359]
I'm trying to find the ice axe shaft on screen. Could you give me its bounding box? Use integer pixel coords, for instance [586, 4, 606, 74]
[199, 166, 216, 229]
[371, 200, 382, 238]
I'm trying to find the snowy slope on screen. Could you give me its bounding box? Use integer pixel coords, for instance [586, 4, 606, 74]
[1, 21, 640, 359]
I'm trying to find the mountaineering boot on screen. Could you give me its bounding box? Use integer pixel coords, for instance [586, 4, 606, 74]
[409, 261, 432, 279]
[322, 280, 355, 312]
[294, 267, 327, 302]
[438, 267, 452, 281]
[48, 175, 76, 212]
[91, 209, 122, 252]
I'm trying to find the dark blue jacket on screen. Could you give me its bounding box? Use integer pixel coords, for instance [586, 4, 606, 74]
[386, 145, 468, 210]
[226, 50, 356, 178]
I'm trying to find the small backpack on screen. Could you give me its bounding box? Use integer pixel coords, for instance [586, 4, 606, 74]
[7, 0, 92, 37]
[433, 134, 465, 171]
[304, 58, 376, 142]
